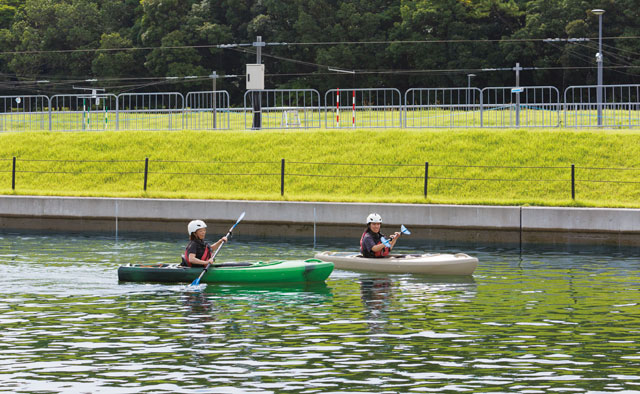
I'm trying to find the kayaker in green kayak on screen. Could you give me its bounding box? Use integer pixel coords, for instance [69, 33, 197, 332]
[182, 220, 228, 267]
[360, 213, 400, 258]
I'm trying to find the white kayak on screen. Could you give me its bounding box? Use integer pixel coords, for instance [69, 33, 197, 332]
[314, 251, 478, 275]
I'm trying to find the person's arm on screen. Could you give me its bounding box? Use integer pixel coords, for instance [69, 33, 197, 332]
[371, 232, 401, 252]
[210, 236, 229, 255]
[388, 232, 401, 249]
[188, 253, 209, 266]
[186, 239, 226, 266]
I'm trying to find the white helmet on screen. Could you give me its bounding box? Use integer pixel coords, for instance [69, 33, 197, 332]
[366, 213, 382, 224]
[188, 220, 207, 235]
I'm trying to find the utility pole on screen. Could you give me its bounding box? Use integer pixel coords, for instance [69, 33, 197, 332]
[256, 35, 263, 64]
[210, 71, 217, 129]
[592, 9, 605, 127]
[252, 36, 265, 130]
[513, 62, 522, 127]
[466, 74, 476, 107]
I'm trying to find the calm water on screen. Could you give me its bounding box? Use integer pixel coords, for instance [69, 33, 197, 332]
[1, 231, 639, 393]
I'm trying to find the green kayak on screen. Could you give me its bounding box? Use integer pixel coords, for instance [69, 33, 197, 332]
[118, 259, 334, 284]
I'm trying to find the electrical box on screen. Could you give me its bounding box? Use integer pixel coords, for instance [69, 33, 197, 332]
[246, 64, 265, 90]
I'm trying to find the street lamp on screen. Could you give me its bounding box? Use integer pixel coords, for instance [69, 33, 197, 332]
[592, 8, 605, 127]
[467, 74, 476, 107]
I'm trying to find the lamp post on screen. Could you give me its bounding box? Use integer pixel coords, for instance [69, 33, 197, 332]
[592, 9, 605, 127]
[467, 74, 476, 107]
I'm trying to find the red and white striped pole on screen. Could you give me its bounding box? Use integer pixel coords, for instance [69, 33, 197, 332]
[352, 90, 355, 128]
[336, 88, 340, 128]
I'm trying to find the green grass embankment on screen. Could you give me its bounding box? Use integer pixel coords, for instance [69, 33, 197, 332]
[1, 128, 639, 207]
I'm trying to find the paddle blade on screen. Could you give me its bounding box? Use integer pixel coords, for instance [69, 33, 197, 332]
[232, 212, 246, 230]
[401, 225, 411, 235]
[190, 277, 201, 286]
[381, 237, 392, 248]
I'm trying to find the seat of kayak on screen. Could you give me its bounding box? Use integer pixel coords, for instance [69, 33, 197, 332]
[123, 262, 255, 269]
[179, 257, 255, 268]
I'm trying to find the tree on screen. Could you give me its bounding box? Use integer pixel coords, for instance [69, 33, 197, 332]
[392, 0, 524, 89]
[0, 0, 637, 95]
[91, 33, 145, 89]
[0, 0, 21, 29]
[3, 0, 103, 79]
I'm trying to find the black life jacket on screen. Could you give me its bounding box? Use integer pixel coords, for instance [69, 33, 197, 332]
[184, 239, 212, 267]
[360, 230, 390, 258]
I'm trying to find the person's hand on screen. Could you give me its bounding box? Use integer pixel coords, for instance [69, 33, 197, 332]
[220, 236, 228, 243]
[392, 232, 400, 239]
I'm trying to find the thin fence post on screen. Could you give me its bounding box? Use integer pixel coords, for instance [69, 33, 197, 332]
[281, 158, 285, 196]
[12, 156, 16, 190]
[48, 97, 52, 131]
[571, 164, 575, 200]
[424, 161, 429, 198]
[116, 98, 119, 130]
[144, 157, 149, 191]
[480, 93, 484, 127]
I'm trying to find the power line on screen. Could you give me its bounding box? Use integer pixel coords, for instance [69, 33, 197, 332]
[2, 36, 640, 56]
[3, 35, 639, 90]
[284, 36, 640, 45]
[3, 65, 637, 91]
[547, 40, 640, 78]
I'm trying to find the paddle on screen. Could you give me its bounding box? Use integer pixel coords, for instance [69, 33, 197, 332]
[381, 225, 411, 248]
[189, 211, 246, 286]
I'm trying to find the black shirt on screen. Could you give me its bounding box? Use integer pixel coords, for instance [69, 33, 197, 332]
[184, 239, 211, 265]
[360, 230, 387, 258]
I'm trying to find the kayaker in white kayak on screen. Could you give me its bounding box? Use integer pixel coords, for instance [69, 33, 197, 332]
[182, 220, 228, 267]
[360, 213, 400, 258]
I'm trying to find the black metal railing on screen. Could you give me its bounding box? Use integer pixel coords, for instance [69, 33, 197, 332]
[4, 156, 639, 201]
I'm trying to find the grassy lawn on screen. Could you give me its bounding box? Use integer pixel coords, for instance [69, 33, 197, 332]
[1, 127, 639, 207]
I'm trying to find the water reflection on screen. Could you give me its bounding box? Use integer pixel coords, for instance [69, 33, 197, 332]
[360, 277, 393, 310]
[204, 282, 332, 297]
[360, 278, 393, 334]
[1, 231, 639, 393]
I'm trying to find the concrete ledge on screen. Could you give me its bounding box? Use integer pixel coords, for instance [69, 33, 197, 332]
[522, 206, 640, 232]
[0, 196, 521, 227]
[1, 196, 639, 245]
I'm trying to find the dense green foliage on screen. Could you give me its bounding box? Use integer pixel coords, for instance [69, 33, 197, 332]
[0, 0, 639, 100]
[1, 128, 639, 207]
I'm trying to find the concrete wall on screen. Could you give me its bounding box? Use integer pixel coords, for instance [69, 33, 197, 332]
[1, 196, 639, 246]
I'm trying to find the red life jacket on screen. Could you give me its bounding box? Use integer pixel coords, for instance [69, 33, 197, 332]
[360, 230, 390, 258]
[184, 241, 212, 267]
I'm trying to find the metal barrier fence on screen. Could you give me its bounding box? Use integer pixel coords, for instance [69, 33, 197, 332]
[564, 84, 640, 128]
[324, 88, 403, 128]
[118, 92, 184, 131]
[482, 86, 560, 128]
[184, 91, 231, 130]
[2, 85, 640, 131]
[243, 89, 322, 129]
[405, 88, 483, 128]
[50, 94, 119, 131]
[0, 95, 49, 131]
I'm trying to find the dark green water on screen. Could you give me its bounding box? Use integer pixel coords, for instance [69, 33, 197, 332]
[1, 231, 639, 393]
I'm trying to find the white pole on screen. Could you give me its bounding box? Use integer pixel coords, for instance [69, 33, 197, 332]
[352, 90, 355, 128]
[336, 88, 340, 127]
[592, 9, 605, 127]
